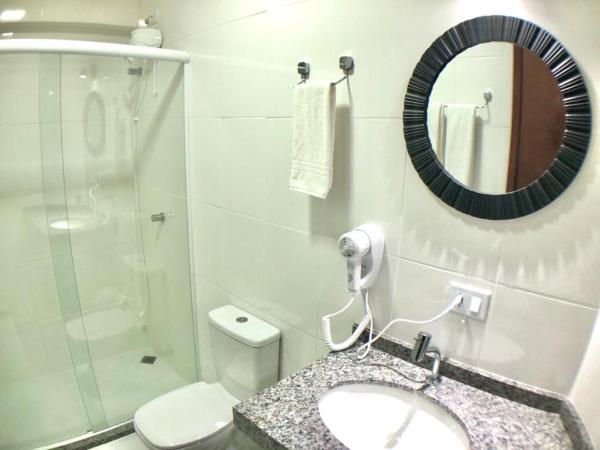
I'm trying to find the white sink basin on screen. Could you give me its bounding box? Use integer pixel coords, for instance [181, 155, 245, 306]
[318, 383, 470, 450]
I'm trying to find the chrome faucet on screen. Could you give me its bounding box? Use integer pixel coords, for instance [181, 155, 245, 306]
[410, 331, 442, 385]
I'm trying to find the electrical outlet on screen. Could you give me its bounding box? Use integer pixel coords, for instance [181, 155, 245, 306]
[448, 282, 491, 321]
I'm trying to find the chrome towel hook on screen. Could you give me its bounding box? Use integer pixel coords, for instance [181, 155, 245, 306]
[333, 55, 354, 85]
[475, 89, 492, 110]
[297, 61, 310, 84]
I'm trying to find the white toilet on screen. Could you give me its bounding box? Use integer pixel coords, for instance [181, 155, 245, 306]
[134, 305, 280, 450]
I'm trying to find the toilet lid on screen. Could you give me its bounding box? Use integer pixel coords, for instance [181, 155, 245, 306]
[134, 381, 239, 449]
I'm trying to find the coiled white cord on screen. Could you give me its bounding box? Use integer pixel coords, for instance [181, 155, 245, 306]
[322, 293, 371, 351]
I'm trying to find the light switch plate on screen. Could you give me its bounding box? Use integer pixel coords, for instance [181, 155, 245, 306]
[448, 282, 491, 321]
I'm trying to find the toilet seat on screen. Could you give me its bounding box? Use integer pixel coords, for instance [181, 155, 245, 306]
[134, 381, 239, 449]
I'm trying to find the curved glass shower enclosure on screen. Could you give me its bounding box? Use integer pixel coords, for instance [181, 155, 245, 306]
[0, 41, 196, 450]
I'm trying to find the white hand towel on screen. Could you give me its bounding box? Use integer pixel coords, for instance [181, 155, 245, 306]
[444, 105, 476, 187]
[427, 102, 446, 162]
[289, 81, 336, 199]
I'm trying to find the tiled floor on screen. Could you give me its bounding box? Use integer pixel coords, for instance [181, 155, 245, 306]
[0, 347, 187, 450]
[92, 347, 188, 424]
[92, 429, 263, 450]
[0, 370, 90, 450]
[92, 434, 147, 450]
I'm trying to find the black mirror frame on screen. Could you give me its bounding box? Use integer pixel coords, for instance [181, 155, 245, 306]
[403, 15, 592, 220]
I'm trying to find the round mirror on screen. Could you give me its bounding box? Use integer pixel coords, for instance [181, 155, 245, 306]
[403, 15, 591, 219]
[428, 42, 565, 194]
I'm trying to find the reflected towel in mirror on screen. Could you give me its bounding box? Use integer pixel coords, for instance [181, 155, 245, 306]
[443, 105, 476, 187]
[427, 102, 446, 162]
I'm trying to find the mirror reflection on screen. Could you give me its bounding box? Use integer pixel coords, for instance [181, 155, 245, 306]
[427, 42, 565, 194]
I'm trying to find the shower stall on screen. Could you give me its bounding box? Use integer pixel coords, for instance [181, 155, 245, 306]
[0, 40, 196, 450]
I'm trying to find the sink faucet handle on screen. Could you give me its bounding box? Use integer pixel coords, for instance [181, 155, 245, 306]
[411, 331, 432, 363]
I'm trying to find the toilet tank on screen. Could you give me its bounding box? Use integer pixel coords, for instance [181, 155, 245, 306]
[208, 305, 280, 401]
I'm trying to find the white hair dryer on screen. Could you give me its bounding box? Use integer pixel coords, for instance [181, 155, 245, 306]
[322, 224, 384, 352]
[338, 224, 384, 294]
[323, 224, 465, 359]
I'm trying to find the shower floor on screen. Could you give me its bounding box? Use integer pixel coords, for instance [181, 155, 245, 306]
[92, 347, 188, 424]
[1, 347, 187, 450]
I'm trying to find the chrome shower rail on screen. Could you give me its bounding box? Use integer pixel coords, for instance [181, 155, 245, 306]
[0, 38, 190, 63]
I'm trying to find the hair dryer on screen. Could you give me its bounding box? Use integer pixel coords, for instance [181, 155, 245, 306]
[322, 224, 384, 352]
[323, 227, 465, 359]
[338, 224, 385, 294]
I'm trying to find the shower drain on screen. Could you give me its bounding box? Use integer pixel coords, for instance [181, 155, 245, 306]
[140, 355, 157, 365]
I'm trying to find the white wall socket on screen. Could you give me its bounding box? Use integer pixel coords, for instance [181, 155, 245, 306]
[448, 282, 491, 321]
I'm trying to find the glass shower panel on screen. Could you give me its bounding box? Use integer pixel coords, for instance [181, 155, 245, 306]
[134, 61, 197, 387]
[0, 54, 92, 450]
[0, 49, 196, 449]
[39, 54, 108, 433]
[59, 54, 196, 426]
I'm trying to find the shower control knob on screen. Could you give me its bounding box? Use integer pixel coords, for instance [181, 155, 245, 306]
[151, 212, 166, 222]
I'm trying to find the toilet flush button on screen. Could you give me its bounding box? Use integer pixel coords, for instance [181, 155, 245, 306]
[236, 316, 248, 323]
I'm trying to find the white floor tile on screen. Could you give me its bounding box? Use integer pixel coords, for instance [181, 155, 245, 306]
[92, 433, 147, 450]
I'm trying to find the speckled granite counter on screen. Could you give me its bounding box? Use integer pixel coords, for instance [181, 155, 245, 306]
[234, 343, 592, 450]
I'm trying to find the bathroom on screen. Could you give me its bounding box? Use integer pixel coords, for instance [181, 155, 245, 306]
[0, 0, 598, 449]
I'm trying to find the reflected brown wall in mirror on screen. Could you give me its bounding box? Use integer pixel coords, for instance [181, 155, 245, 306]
[507, 46, 566, 191]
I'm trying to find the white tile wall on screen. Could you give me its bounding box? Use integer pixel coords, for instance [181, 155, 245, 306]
[390, 260, 493, 366]
[264, 118, 323, 233]
[477, 287, 595, 393]
[143, 2, 600, 437]
[497, 133, 600, 308]
[189, 118, 221, 206]
[399, 166, 504, 281]
[218, 210, 267, 307]
[0, 0, 140, 27]
[570, 314, 600, 449]
[321, 119, 406, 256]
[264, 224, 322, 335]
[220, 118, 268, 217]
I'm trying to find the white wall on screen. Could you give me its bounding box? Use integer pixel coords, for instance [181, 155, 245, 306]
[141, 0, 600, 414]
[571, 314, 600, 448]
[0, 0, 139, 27]
[0, 0, 140, 44]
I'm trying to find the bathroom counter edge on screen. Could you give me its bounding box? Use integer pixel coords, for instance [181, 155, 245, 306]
[233, 342, 593, 450]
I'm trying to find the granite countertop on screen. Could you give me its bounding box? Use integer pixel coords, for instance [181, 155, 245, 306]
[234, 345, 588, 450]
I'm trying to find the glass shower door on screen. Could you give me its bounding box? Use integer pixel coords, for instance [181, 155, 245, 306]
[0, 53, 97, 450]
[58, 54, 196, 427]
[0, 49, 196, 450]
[39, 53, 109, 433]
